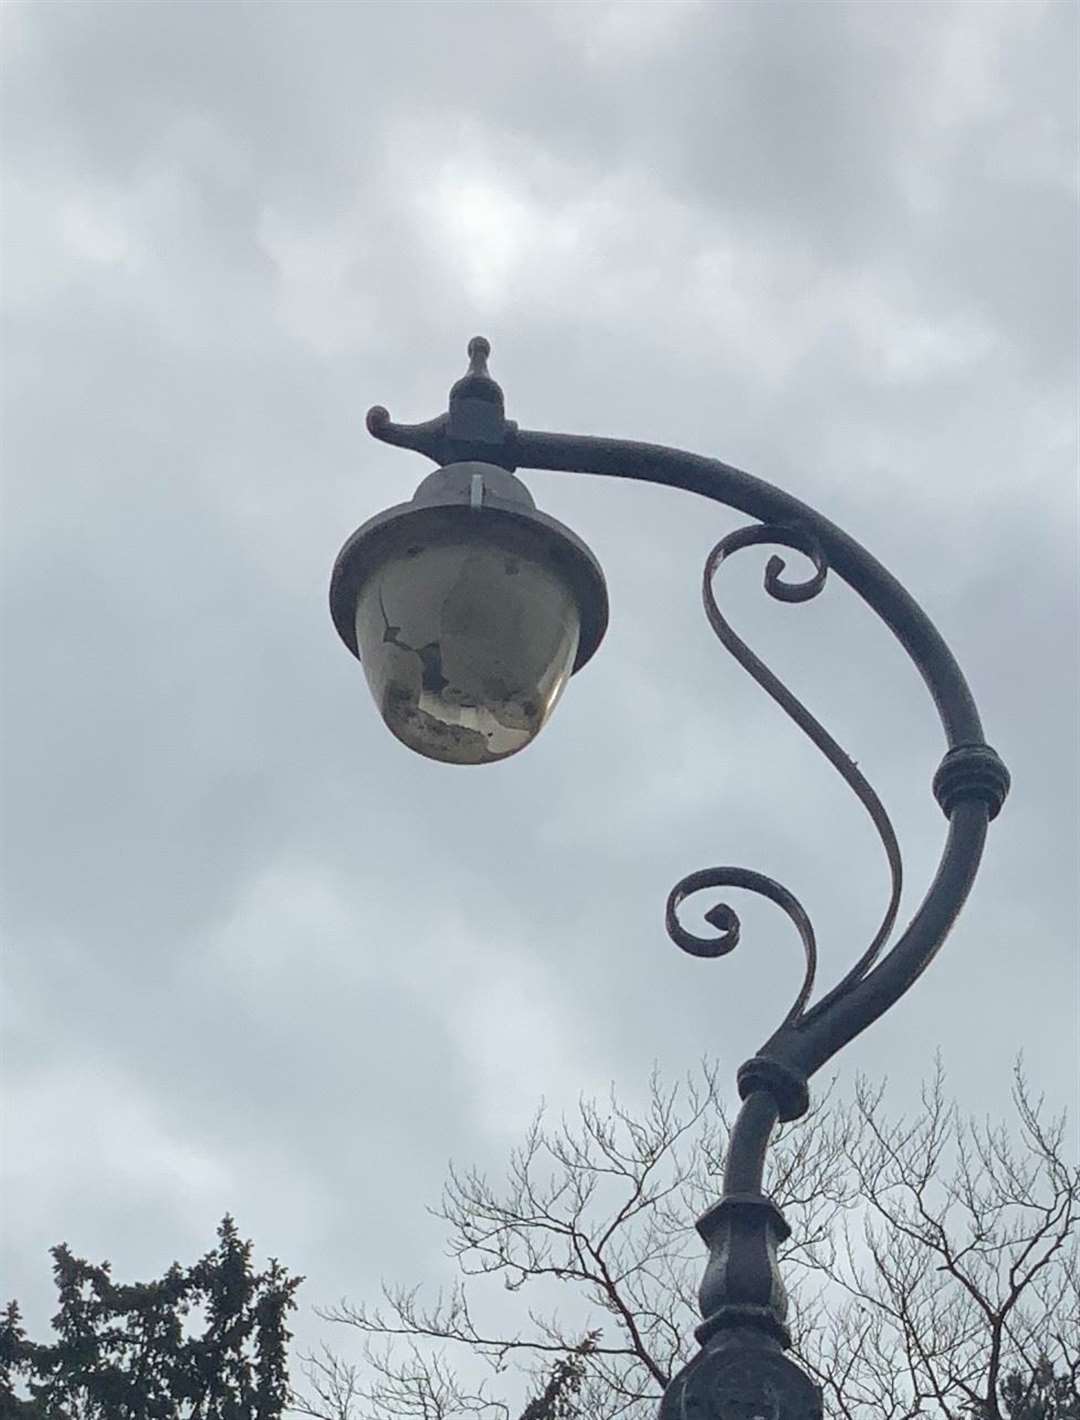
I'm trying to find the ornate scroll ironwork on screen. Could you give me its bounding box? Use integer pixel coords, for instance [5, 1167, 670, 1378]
[665, 523, 903, 1044]
[665, 866, 818, 1030]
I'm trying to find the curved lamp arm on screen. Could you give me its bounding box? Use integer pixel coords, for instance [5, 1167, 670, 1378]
[363, 339, 1010, 1416]
[513, 432, 1007, 1094]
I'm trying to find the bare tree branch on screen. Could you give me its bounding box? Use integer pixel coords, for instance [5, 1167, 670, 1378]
[299, 1060, 1078, 1420]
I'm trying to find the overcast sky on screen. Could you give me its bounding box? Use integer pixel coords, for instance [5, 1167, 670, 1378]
[2, 0, 1077, 1402]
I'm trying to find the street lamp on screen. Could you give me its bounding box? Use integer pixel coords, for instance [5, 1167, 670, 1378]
[330, 338, 1010, 1417]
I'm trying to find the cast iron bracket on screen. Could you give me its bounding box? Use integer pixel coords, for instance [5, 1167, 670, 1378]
[362, 340, 1010, 1417]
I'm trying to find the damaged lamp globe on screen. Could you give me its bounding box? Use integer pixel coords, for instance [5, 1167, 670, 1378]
[330, 458, 608, 765]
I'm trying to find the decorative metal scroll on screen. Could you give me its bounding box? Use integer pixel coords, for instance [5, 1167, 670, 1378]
[665, 866, 818, 1030]
[665, 524, 903, 1034]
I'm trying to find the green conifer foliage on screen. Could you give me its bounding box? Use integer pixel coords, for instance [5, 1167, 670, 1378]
[1, 1216, 301, 1420]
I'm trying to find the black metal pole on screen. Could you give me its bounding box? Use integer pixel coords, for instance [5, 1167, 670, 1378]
[358, 340, 1010, 1418]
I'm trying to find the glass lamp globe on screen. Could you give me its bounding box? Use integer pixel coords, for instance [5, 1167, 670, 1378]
[330, 462, 607, 765]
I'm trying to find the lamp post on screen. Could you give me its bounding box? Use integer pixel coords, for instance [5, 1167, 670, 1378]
[330, 339, 1010, 1418]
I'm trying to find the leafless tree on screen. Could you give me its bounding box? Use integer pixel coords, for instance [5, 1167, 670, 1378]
[291, 1060, 1077, 1420]
[798, 1062, 1078, 1419]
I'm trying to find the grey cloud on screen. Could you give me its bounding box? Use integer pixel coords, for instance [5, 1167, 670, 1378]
[2, 0, 1075, 1383]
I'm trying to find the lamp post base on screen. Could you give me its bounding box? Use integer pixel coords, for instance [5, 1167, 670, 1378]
[658, 1328, 822, 1420]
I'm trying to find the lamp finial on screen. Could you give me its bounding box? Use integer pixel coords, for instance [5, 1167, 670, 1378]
[467, 335, 491, 369]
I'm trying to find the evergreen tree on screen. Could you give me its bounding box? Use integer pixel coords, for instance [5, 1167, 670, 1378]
[996, 1358, 1080, 1420]
[1, 1216, 300, 1420]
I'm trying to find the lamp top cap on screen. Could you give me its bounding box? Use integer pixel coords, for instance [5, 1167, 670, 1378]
[450, 335, 504, 411]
